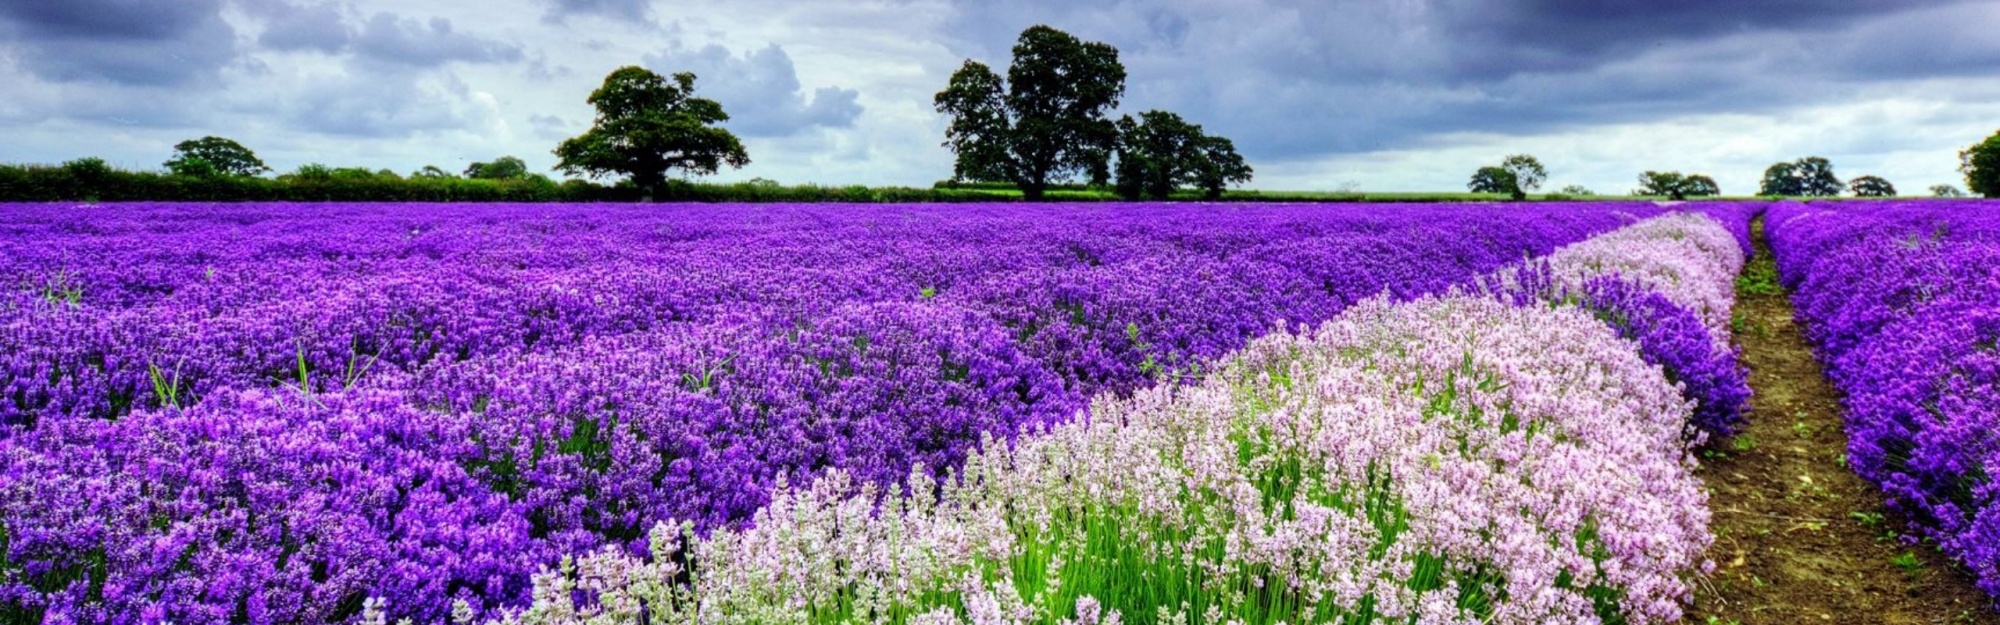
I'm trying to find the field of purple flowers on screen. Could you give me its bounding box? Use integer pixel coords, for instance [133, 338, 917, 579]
[1768, 200, 2000, 599]
[0, 202, 1753, 624]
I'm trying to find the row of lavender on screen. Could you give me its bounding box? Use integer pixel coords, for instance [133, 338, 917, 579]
[0, 202, 1754, 624]
[0, 202, 1701, 623]
[494, 211, 1752, 624]
[2, 202, 1676, 428]
[1767, 201, 2000, 598]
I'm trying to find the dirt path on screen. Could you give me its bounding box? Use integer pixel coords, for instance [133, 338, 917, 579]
[1689, 216, 1996, 624]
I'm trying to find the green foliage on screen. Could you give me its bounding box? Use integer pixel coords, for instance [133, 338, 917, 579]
[934, 25, 1126, 201]
[61, 158, 113, 185]
[1759, 156, 1843, 197]
[1960, 128, 2000, 198]
[1634, 171, 1719, 200]
[1848, 174, 1896, 197]
[165, 155, 220, 179]
[1557, 184, 1594, 196]
[554, 67, 750, 194]
[163, 136, 270, 178]
[1111, 110, 1252, 200]
[1468, 155, 1544, 200]
[1735, 260, 1780, 296]
[465, 156, 530, 180]
[1500, 155, 1546, 196]
[1931, 184, 1967, 198]
[287, 163, 335, 181]
[1891, 551, 1925, 579]
[411, 165, 456, 179]
[1467, 166, 1516, 195]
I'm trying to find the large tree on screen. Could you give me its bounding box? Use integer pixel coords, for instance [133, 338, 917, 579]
[1962, 128, 2000, 197]
[1467, 154, 1545, 200]
[1112, 110, 1251, 200]
[1759, 156, 1843, 197]
[164, 136, 270, 178]
[555, 67, 748, 197]
[935, 25, 1126, 201]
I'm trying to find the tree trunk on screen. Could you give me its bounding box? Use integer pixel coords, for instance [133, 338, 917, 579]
[1020, 179, 1047, 202]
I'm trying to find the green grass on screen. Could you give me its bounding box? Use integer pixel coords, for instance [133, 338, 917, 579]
[1735, 259, 1782, 296]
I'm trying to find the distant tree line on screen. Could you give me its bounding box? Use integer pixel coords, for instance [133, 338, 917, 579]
[1457, 148, 1998, 200]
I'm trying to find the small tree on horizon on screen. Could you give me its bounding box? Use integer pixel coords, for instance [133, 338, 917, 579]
[1931, 184, 1967, 198]
[164, 136, 270, 178]
[1849, 175, 1896, 197]
[934, 25, 1126, 201]
[555, 66, 749, 198]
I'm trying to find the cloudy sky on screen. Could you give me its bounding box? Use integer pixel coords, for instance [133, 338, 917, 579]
[4, 0, 1999, 194]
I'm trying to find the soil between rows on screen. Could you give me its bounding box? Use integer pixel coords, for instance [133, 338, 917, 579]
[1687, 216, 1995, 624]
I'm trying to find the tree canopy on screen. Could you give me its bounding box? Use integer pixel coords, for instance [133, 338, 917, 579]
[465, 156, 529, 180]
[1848, 175, 1896, 197]
[935, 25, 1126, 201]
[555, 66, 749, 196]
[1467, 155, 1544, 200]
[1111, 110, 1251, 200]
[1467, 166, 1515, 195]
[1759, 156, 1843, 197]
[1931, 184, 1967, 198]
[1634, 171, 1720, 200]
[1962, 128, 2000, 198]
[165, 136, 270, 178]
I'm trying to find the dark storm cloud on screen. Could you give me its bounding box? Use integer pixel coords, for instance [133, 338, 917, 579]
[1424, 0, 1974, 80]
[351, 14, 525, 67]
[254, 2, 352, 53]
[0, 0, 236, 85]
[542, 0, 655, 24]
[644, 43, 863, 137]
[936, 0, 2000, 162]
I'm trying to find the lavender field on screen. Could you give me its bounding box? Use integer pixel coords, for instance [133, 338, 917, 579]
[0, 202, 1760, 623]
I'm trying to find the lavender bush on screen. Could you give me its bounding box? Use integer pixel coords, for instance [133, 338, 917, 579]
[1481, 211, 1753, 441]
[1768, 200, 2000, 598]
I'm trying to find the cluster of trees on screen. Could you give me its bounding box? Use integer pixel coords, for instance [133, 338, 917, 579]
[934, 26, 1251, 201]
[1463, 150, 2000, 200]
[1634, 171, 1720, 200]
[1754, 156, 1905, 197]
